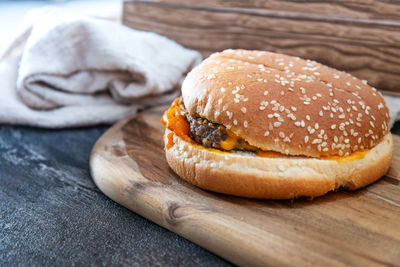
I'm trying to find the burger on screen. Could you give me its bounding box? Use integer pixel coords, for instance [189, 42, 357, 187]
[161, 49, 393, 199]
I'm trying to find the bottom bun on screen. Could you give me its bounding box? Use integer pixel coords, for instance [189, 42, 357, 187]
[164, 129, 393, 199]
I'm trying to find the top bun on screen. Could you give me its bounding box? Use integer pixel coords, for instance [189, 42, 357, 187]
[182, 49, 390, 157]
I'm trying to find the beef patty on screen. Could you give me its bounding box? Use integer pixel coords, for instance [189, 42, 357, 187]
[186, 114, 227, 149]
[185, 113, 255, 151]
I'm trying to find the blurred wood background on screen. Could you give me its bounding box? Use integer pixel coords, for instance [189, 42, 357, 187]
[123, 0, 400, 95]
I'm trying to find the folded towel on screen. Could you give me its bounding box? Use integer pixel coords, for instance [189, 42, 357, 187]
[0, 7, 202, 128]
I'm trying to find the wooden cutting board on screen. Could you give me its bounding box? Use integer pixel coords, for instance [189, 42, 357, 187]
[90, 105, 400, 266]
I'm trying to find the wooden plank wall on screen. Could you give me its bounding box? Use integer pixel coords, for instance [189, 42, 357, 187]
[123, 0, 400, 95]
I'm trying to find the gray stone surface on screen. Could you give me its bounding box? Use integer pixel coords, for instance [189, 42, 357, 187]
[0, 124, 231, 266]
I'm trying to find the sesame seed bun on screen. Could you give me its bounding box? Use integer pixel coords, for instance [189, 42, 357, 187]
[164, 49, 394, 199]
[182, 49, 391, 157]
[165, 129, 393, 199]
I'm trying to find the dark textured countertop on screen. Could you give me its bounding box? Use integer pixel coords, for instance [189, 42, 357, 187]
[1, 121, 399, 266]
[0, 124, 230, 266]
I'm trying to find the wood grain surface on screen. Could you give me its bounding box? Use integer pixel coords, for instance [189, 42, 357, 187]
[123, 0, 400, 95]
[90, 105, 400, 266]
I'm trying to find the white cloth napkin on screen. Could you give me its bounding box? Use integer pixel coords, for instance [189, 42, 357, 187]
[383, 94, 400, 128]
[0, 8, 202, 128]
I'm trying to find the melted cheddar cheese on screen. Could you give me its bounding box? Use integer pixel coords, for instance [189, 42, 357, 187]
[161, 98, 369, 162]
[166, 132, 175, 149]
[161, 98, 192, 147]
[257, 150, 287, 158]
[220, 130, 238, 150]
[319, 149, 369, 162]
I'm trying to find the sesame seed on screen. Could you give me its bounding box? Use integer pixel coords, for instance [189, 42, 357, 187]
[207, 74, 216, 80]
[241, 107, 247, 113]
[264, 91, 268, 95]
[244, 121, 248, 128]
[306, 115, 311, 120]
[315, 123, 319, 129]
[312, 139, 321, 144]
[274, 122, 281, 127]
[331, 124, 336, 129]
[264, 131, 270, 136]
[233, 120, 237, 125]
[220, 87, 226, 93]
[305, 136, 309, 143]
[295, 121, 301, 126]
[278, 164, 285, 171]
